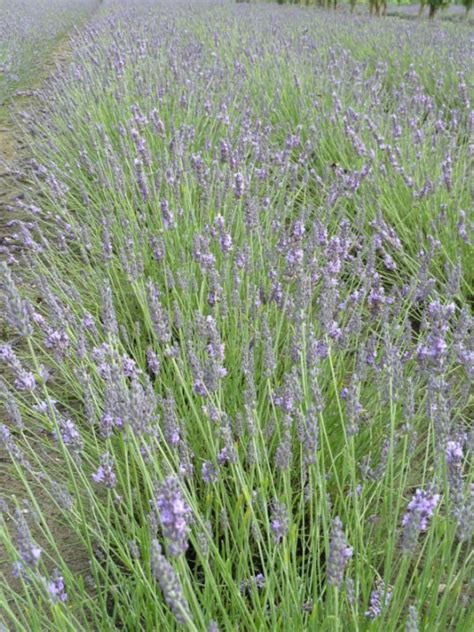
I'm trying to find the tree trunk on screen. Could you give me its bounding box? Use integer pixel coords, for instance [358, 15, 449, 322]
[428, 4, 437, 19]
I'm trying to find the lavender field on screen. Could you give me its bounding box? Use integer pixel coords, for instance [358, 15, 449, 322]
[0, 0, 97, 105]
[0, 1, 473, 630]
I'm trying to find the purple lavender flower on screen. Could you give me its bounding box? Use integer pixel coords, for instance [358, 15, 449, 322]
[445, 440, 473, 541]
[161, 390, 181, 448]
[446, 440, 463, 465]
[146, 281, 171, 345]
[92, 453, 117, 488]
[365, 580, 391, 620]
[45, 329, 70, 357]
[327, 517, 352, 588]
[0, 262, 32, 336]
[146, 347, 160, 376]
[46, 570, 68, 603]
[0, 345, 37, 392]
[402, 489, 440, 553]
[155, 476, 192, 556]
[150, 539, 192, 625]
[345, 577, 356, 605]
[150, 110, 165, 135]
[56, 417, 83, 456]
[270, 500, 289, 545]
[14, 371, 36, 392]
[193, 379, 207, 397]
[405, 605, 419, 632]
[274, 428, 292, 471]
[49, 481, 74, 511]
[122, 355, 141, 379]
[201, 461, 218, 484]
[234, 172, 245, 199]
[300, 408, 319, 465]
[12, 509, 42, 578]
[160, 199, 175, 230]
[340, 378, 362, 437]
[0, 378, 24, 429]
[261, 314, 276, 378]
[134, 158, 149, 202]
[0, 424, 32, 471]
[101, 282, 119, 337]
[240, 573, 266, 594]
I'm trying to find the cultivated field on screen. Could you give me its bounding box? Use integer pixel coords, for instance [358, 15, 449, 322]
[0, 0, 97, 105]
[0, 1, 472, 631]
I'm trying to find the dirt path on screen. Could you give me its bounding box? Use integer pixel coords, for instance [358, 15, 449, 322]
[0, 35, 73, 261]
[0, 114, 25, 263]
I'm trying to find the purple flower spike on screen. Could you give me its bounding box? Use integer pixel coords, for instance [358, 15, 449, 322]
[327, 517, 352, 588]
[92, 452, 117, 488]
[270, 499, 289, 545]
[12, 509, 42, 578]
[402, 489, 439, 553]
[365, 580, 391, 620]
[156, 476, 192, 556]
[150, 539, 192, 626]
[46, 570, 68, 604]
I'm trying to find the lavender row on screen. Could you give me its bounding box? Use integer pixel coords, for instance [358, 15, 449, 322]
[0, 2, 472, 630]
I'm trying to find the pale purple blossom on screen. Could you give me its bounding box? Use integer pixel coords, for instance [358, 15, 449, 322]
[402, 489, 440, 552]
[92, 452, 117, 488]
[150, 539, 192, 625]
[155, 476, 192, 556]
[327, 517, 353, 587]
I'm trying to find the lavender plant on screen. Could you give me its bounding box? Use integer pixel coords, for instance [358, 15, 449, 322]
[0, 1, 472, 630]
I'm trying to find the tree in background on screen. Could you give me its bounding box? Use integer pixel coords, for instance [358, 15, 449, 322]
[253, 0, 472, 21]
[426, 0, 451, 17]
[461, 0, 472, 17]
[369, 0, 387, 15]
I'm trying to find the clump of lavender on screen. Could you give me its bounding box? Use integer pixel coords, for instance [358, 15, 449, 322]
[0, 2, 472, 629]
[270, 499, 289, 545]
[365, 580, 392, 620]
[150, 539, 192, 626]
[327, 517, 353, 588]
[155, 476, 192, 556]
[402, 489, 440, 553]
